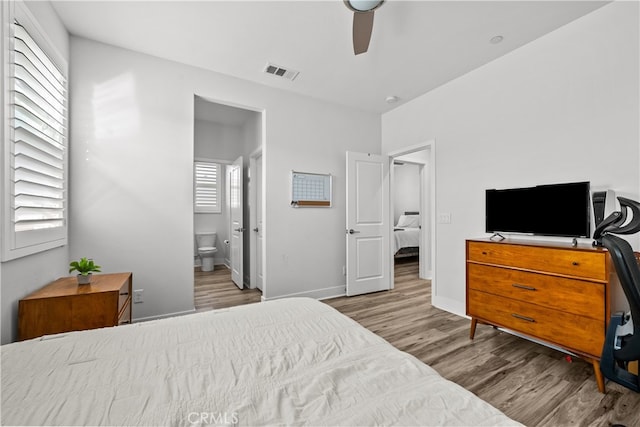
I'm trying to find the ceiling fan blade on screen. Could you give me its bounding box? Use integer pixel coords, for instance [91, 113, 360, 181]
[352, 11, 375, 55]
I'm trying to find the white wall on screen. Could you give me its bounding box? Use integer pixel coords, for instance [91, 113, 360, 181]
[382, 2, 639, 316]
[69, 37, 380, 321]
[0, 1, 69, 344]
[393, 164, 420, 224]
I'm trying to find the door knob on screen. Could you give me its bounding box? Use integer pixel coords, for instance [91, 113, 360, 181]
[253, 227, 259, 232]
[347, 229, 360, 234]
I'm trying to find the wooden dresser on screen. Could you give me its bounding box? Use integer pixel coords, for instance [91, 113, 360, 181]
[18, 272, 132, 341]
[466, 238, 619, 393]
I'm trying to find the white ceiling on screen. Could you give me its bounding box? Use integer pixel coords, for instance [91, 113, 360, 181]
[51, 0, 608, 114]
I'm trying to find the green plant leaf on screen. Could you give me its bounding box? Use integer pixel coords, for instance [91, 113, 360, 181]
[69, 257, 101, 274]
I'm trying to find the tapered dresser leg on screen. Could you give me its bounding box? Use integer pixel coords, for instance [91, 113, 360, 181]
[592, 359, 606, 393]
[469, 318, 478, 340]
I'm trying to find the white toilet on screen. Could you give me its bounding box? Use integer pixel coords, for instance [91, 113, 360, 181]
[196, 232, 218, 272]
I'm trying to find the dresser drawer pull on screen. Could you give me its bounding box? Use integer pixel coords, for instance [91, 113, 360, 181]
[511, 313, 536, 323]
[572, 261, 580, 266]
[119, 292, 129, 296]
[512, 283, 536, 291]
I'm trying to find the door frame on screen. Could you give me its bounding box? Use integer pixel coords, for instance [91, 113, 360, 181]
[387, 140, 436, 294]
[192, 94, 267, 299]
[249, 147, 263, 290]
[229, 156, 244, 289]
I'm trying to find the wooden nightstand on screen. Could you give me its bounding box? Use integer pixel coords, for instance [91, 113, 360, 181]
[18, 272, 132, 341]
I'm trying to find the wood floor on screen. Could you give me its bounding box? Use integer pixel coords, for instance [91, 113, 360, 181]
[194, 265, 261, 311]
[195, 258, 640, 426]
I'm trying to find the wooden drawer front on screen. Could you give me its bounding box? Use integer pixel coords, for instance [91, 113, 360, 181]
[468, 290, 604, 357]
[71, 294, 118, 330]
[467, 242, 606, 281]
[468, 263, 605, 321]
[118, 281, 131, 312]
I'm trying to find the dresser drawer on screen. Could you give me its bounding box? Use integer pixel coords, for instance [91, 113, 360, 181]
[468, 289, 604, 356]
[467, 263, 605, 321]
[467, 241, 606, 281]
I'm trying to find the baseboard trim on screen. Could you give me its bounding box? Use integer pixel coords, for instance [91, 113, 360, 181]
[262, 285, 346, 302]
[133, 308, 196, 323]
[431, 295, 465, 318]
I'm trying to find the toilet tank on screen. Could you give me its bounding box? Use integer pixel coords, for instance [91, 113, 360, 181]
[196, 232, 217, 248]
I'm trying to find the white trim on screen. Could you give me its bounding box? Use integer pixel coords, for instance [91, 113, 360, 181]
[1, 0, 68, 261]
[248, 147, 262, 290]
[191, 94, 267, 297]
[194, 157, 232, 165]
[387, 139, 436, 299]
[194, 160, 222, 213]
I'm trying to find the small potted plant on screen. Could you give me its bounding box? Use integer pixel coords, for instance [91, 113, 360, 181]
[69, 257, 101, 284]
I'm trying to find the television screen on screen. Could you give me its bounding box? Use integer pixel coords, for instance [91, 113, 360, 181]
[486, 181, 591, 238]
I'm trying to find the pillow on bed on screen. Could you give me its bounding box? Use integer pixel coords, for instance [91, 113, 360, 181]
[396, 214, 419, 228]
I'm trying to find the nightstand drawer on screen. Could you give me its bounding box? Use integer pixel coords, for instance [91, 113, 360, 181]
[467, 241, 606, 280]
[467, 263, 605, 320]
[468, 289, 604, 356]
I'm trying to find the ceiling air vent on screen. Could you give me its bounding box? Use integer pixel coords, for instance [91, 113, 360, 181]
[263, 62, 299, 81]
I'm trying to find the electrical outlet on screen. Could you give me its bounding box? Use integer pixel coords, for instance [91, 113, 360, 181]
[133, 289, 144, 304]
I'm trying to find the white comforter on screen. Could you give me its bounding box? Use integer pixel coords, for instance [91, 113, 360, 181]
[1, 298, 521, 426]
[394, 227, 420, 253]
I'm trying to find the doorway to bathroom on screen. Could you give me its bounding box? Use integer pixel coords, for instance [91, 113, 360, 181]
[193, 96, 265, 311]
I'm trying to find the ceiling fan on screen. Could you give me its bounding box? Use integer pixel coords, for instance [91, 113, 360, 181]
[344, 0, 385, 55]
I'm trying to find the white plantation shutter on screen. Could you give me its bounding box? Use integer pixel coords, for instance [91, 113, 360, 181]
[2, 6, 68, 260]
[195, 161, 221, 213]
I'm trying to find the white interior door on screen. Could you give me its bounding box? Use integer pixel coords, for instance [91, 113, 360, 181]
[346, 151, 391, 296]
[230, 156, 244, 289]
[255, 154, 264, 291]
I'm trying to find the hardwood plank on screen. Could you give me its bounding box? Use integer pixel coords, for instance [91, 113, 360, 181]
[194, 266, 261, 311]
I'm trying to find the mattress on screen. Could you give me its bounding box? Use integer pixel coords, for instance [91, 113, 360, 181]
[1, 298, 521, 426]
[394, 226, 420, 253]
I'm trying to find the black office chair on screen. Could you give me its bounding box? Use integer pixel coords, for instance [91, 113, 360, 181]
[593, 197, 640, 392]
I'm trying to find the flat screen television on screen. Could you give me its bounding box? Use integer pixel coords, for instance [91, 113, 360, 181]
[485, 181, 591, 238]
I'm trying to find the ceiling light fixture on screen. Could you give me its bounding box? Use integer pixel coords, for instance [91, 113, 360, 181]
[344, 0, 384, 12]
[490, 35, 504, 44]
[385, 95, 399, 104]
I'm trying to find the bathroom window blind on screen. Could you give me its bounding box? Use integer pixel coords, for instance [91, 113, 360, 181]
[194, 161, 221, 213]
[2, 9, 68, 261]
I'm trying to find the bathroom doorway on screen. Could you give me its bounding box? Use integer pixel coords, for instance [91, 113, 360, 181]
[193, 96, 265, 311]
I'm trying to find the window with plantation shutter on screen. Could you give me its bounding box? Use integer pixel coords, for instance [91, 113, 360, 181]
[194, 161, 221, 213]
[2, 4, 68, 261]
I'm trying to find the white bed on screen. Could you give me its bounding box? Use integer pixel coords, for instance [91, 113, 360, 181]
[394, 213, 420, 255]
[394, 226, 420, 254]
[1, 298, 521, 426]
